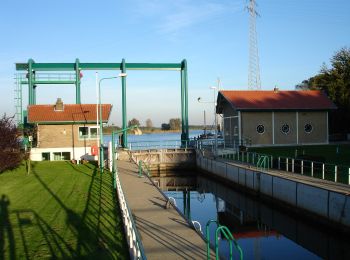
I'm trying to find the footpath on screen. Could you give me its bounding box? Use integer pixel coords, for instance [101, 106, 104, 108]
[117, 160, 215, 259]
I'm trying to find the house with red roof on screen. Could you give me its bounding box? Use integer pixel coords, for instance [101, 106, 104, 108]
[216, 89, 336, 147]
[27, 98, 112, 161]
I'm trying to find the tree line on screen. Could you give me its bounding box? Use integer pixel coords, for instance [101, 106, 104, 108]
[296, 47, 350, 135]
[127, 118, 182, 130]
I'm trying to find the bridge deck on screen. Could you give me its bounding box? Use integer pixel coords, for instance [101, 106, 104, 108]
[117, 160, 215, 259]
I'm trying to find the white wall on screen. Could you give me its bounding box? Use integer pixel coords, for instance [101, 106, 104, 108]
[30, 147, 97, 161]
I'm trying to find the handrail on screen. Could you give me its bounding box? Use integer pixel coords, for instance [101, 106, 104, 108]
[192, 220, 202, 233]
[206, 219, 243, 260]
[257, 155, 269, 171]
[215, 226, 243, 260]
[114, 170, 147, 259]
[138, 160, 150, 177]
[111, 127, 147, 259]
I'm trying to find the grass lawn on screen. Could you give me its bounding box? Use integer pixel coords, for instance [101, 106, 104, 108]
[249, 144, 350, 166]
[0, 161, 129, 259]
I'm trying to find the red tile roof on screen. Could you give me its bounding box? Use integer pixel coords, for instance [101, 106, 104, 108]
[28, 104, 112, 123]
[217, 90, 336, 111]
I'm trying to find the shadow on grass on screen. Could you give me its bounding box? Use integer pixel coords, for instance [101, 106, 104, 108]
[1, 163, 128, 259]
[0, 195, 16, 260]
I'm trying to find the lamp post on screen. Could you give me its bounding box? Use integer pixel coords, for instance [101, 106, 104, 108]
[111, 125, 137, 187]
[98, 73, 127, 173]
[198, 86, 218, 156]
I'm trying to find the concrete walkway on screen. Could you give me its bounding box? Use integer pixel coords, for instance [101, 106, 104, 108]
[117, 160, 215, 259]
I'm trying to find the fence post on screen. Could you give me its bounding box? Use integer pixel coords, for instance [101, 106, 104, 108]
[252, 153, 255, 165]
[301, 160, 304, 175]
[270, 156, 273, 168]
[292, 159, 294, 173]
[335, 166, 338, 182]
[311, 162, 314, 177]
[278, 157, 280, 170]
[322, 164, 325, 180]
[286, 158, 289, 172]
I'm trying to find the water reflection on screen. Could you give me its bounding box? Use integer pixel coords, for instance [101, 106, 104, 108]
[152, 172, 350, 260]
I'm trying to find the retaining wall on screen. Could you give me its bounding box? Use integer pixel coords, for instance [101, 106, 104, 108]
[196, 152, 350, 228]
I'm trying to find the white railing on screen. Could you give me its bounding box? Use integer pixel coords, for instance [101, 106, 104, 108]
[114, 171, 147, 259]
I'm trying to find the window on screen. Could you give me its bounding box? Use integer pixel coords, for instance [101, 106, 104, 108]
[79, 127, 88, 138]
[256, 124, 265, 134]
[53, 152, 71, 161]
[42, 152, 50, 161]
[234, 126, 238, 136]
[79, 126, 99, 139]
[90, 127, 99, 138]
[304, 123, 313, 134]
[281, 124, 290, 134]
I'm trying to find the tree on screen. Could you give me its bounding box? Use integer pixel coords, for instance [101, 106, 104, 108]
[128, 118, 140, 127]
[145, 118, 153, 128]
[0, 115, 23, 173]
[296, 47, 350, 134]
[161, 123, 170, 130]
[169, 118, 181, 130]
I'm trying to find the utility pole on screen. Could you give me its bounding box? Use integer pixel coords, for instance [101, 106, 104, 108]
[247, 0, 261, 90]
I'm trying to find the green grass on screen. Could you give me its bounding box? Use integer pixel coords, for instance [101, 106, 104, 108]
[249, 144, 350, 166]
[0, 161, 129, 259]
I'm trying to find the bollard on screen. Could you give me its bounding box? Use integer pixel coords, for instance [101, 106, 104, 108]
[348, 168, 350, 185]
[292, 159, 294, 173]
[311, 162, 314, 177]
[286, 158, 289, 172]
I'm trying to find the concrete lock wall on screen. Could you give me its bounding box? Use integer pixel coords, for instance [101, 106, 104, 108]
[196, 153, 350, 228]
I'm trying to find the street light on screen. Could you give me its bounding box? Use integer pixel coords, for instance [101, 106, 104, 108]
[98, 72, 127, 173]
[197, 86, 218, 156]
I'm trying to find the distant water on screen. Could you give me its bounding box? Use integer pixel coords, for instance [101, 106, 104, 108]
[103, 129, 207, 147]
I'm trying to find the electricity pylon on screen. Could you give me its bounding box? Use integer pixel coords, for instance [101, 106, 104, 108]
[247, 0, 261, 89]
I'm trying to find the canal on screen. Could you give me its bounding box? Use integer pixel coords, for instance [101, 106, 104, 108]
[152, 171, 350, 260]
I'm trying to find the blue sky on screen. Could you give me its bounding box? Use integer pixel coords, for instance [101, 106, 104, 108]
[0, 0, 349, 126]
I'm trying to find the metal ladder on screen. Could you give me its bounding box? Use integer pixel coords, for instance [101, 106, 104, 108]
[206, 220, 243, 260]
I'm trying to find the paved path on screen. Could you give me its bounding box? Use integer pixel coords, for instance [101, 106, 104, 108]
[117, 160, 215, 259]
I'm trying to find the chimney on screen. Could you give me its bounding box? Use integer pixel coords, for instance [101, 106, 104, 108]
[55, 98, 64, 111]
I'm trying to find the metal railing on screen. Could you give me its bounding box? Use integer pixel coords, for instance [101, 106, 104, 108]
[206, 220, 243, 260]
[138, 160, 150, 177]
[129, 140, 193, 150]
[220, 151, 350, 185]
[114, 169, 147, 259]
[257, 155, 269, 171]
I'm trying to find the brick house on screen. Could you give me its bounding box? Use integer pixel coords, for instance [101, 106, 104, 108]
[28, 98, 112, 161]
[216, 90, 336, 147]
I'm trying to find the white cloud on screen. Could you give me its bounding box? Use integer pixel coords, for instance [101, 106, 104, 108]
[131, 0, 243, 36]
